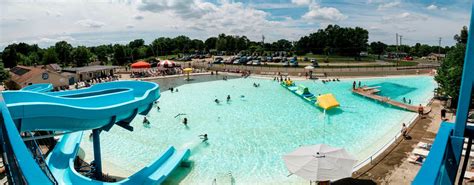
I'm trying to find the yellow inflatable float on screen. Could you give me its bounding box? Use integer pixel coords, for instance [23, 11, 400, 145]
[316, 93, 340, 110]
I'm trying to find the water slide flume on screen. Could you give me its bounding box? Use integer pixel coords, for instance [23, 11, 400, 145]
[20, 83, 53, 92]
[3, 81, 159, 132]
[1, 81, 191, 184]
[280, 80, 340, 110]
[46, 131, 190, 185]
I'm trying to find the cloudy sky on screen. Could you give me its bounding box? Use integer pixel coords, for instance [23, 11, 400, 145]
[0, 0, 471, 50]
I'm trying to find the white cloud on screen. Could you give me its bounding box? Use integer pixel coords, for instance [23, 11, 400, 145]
[382, 12, 427, 23]
[138, 0, 217, 19]
[291, 0, 312, 6]
[134, 15, 144, 20]
[427, 4, 438, 10]
[45, 10, 62, 17]
[377, 2, 400, 11]
[75, 19, 105, 28]
[302, 4, 347, 22]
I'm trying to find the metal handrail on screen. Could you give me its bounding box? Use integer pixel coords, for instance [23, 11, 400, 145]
[353, 113, 418, 170]
[26, 131, 58, 184]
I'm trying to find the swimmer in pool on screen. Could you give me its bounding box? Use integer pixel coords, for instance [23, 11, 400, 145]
[199, 134, 208, 141]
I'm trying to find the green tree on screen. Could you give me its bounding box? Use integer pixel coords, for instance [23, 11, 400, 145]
[435, 26, 468, 107]
[0, 62, 10, 82]
[369, 41, 387, 59]
[113, 44, 128, 65]
[129, 39, 145, 49]
[55, 41, 73, 65]
[72, 46, 91, 67]
[205, 37, 217, 51]
[43, 47, 59, 65]
[454, 26, 468, 44]
[1, 47, 19, 68]
[216, 34, 227, 52]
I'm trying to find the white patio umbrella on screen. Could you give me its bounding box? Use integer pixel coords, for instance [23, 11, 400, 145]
[283, 144, 357, 182]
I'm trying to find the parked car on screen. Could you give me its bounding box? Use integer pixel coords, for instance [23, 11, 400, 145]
[311, 59, 319, 67]
[252, 60, 261, 66]
[405, 56, 414, 61]
[273, 57, 281, 63]
[267, 56, 273, 61]
[283, 61, 289, 67]
[290, 61, 298, 67]
[213, 59, 223, 64]
[239, 57, 248, 64]
[246, 61, 253, 65]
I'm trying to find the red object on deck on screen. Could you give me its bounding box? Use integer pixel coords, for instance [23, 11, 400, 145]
[157, 60, 176, 68]
[131, 61, 151, 69]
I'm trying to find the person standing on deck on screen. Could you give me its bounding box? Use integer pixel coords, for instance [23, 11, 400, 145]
[352, 81, 356, 90]
[401, 123, 409, 139]
[418, 104, 424, 116]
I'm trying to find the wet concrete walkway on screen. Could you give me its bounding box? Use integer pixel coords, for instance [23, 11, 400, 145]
[352, 99, 446, 184]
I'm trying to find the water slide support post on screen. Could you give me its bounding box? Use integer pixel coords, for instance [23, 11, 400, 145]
[92, 129, 102, 180]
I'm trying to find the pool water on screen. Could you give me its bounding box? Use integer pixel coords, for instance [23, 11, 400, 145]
[80, 75, 436, 184]
[373, 82, 417, 100]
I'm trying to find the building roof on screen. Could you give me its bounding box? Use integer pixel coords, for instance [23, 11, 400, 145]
[428, 53, 446, 57]
[61, 65, 120, 73]
[47, 63, 62, 71]
[10, 66, 49, 85]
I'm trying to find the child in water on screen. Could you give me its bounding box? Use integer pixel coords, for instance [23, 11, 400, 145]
[143, 117, 150, 127]
[199, 134, 208, 141]
[183, 117, 188, 126]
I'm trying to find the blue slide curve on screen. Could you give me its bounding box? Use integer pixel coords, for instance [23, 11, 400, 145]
[0, 81, 191, 184]
[20, 83, 53, 92]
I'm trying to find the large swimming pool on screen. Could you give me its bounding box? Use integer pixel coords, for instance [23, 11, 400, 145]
[80, 75, 436, 184]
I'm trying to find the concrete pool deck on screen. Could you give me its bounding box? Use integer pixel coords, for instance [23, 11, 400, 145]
[353, 99, 450, 184]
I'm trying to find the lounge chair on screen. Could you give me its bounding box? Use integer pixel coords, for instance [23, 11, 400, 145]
[464, 171, 474, 179]
[417, 142, 432, 150]
[412, 148, 430, 157]
[407, 154, 424, 165]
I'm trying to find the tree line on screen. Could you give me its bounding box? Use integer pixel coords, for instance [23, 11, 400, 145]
[1, 24, 448, 70]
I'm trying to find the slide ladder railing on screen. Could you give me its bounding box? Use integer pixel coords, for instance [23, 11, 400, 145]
[25, 131, 57, 184]
[0, 119, 23, 184]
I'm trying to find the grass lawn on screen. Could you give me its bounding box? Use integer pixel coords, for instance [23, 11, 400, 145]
[297, 53, 377, 63]
[156, 54, 179, 60]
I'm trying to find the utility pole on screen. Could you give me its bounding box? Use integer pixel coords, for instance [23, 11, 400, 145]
[396, 33, 399, 59]
[399, 35, 403, 46]
[438, 37, 442, 54]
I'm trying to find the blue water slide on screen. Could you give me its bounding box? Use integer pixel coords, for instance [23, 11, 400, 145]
[0, 81, 190, 184]
[20, 83, 53, 92]
[46, 132, 190, 185]
[3, 81, 159, 132]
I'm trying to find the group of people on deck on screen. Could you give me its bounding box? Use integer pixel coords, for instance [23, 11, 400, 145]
[352, 81, 362, 90]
